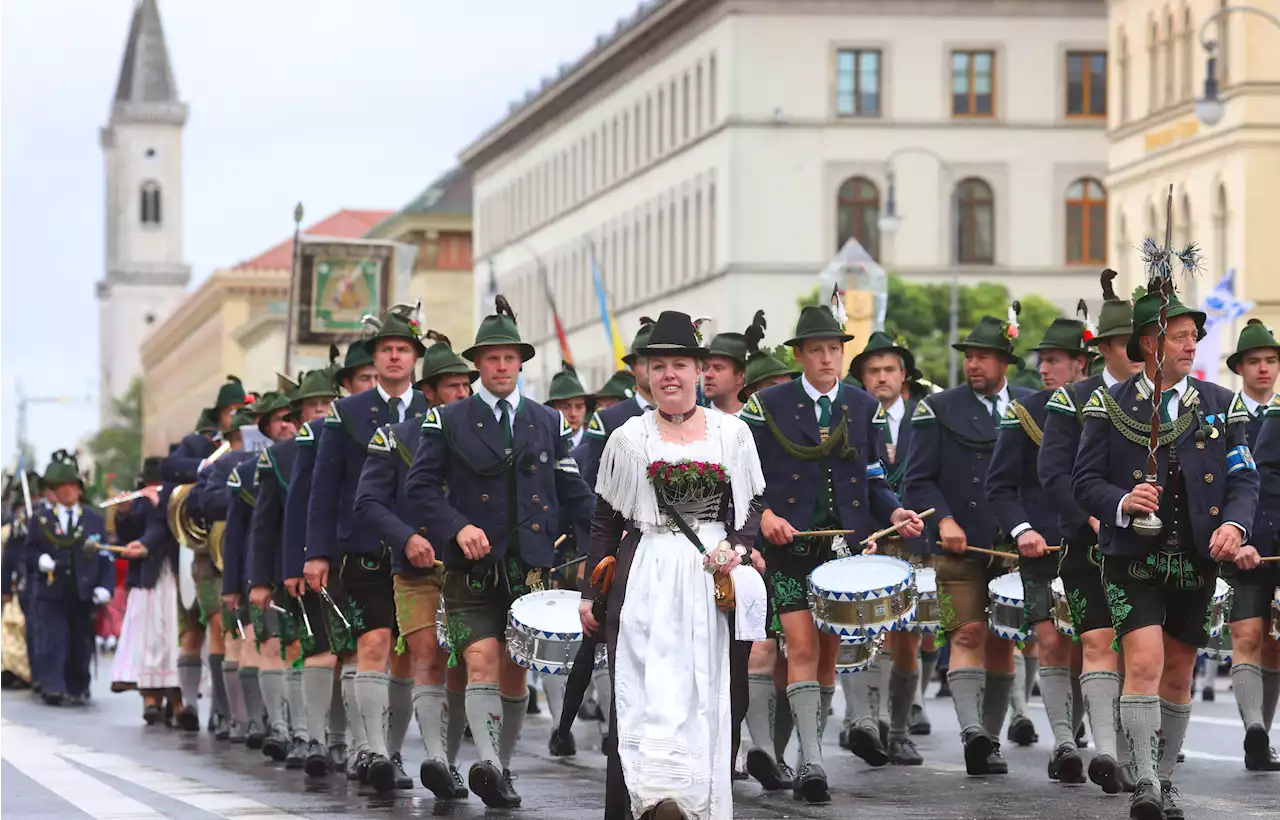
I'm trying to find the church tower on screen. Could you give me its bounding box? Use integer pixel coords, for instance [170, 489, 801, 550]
[97, 0, 191, 424]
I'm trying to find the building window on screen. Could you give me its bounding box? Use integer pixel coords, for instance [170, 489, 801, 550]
[1164, 14, 1176, 106]
[1118, 33, 1130, 123]
[656, 204, 665, 290]
[1065, 178, 1106, 265]
[669, 80, 677, 147]
[957, 178, 995, 264]
[709, 53, 717, 124]
[1148, 20, 1159, 113]
[645, 96, 653, 161]
[682, 195, 690, 281]
[657, 88, 665, 154]
[1066, 52, 1107, 118]
[1218, 0, 1229, 84]
[835, 177, 881, 259]
[669, 205, 677, 288]
[951, 51, 995, 117]
[695, 190, 703, 276]
[1214, 183, 1228, 277]
[708, 181, 717, 271]
[1181, 8, 1194, 100]
[682, 72, 690, 141]
[437, 232, 473, 270]
[696, 62, 704, 132]
[140, 180, 162, 224]
[835, 49, 881, 117]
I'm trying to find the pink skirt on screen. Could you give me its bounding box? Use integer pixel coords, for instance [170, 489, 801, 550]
[110, 563, 179, 690]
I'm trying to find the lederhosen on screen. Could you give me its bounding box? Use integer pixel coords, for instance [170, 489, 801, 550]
[1224, 400, 1278, 629]
[997, 401, 1058, 630]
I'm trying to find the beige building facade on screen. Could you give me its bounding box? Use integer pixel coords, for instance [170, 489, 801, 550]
[1106, 0, 1280, 325]
[462, 0, 1111, 396]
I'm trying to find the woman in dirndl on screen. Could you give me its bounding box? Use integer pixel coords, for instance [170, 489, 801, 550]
[581, 311, 768, 820]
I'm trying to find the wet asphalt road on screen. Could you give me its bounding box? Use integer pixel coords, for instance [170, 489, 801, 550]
[2, 663, 1278, 820]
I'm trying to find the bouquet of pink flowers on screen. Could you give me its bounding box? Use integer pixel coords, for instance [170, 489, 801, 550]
[647, 459, 727, 503]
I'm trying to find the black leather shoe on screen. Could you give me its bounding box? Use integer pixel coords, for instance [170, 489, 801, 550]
[287, 738, 308, 769]
[420, 757, 455, 799]
[1201, 685, 1215, 702]
[245, 719, 265, 749]
[356, 749, 371, 783]
[213, 714, 231, 741]
[549, 728, 577, 757]
[262, 730, 289, 762]
[776, 760, 795, 789]
[1049, 743, 1085, 783]
[390, 753, 413, 789]
[962, 728, 994, 775]
[1244, 724, 1280, 771]
[645, 799, 684, 820]
[1088, 752, 1121, 794]
[143, 704, 162, 725]
[791, 762, 830, 804]
[1075, 723, 1089, 749]
[986, 742, 1009, 775]
[888, 736, 923, 765]
[1007, 715, 1037, 746]
[745, 748, 787, 791]
[936, 678, 952, 698]
[449, 765, 469, 799]
[837, 727, 855, 751]
[526, 688, 540, 715]
[328, 742, 347, 773]
[1128, 779, 1164, 820]
[177, 705, 200, 732]
[303, 740, 331, 777]
[909, 703, 931, 736]
[468, 761, 521, 808]
[1160, 780, 1184, 820]
[847, 724, 890, 767]
[367, 753, 396, 794]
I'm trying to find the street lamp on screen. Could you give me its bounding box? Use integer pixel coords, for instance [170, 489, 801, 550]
[878, 148, 961, 387]
[1195, 5, 1280, 126]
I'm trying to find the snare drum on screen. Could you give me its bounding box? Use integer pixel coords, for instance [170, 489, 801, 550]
[779, 632, 884, 675]
[988, 572, 1027, 642]
[1051, 577, 1075, 638]
[1198, 624, 1233, 663]
[808, 555, 916, 638]
[909, 568, 941, 634]
[1206, 577, 1232, 639]
[505, 589, 585, 675]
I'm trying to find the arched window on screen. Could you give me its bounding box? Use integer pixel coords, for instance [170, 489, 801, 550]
[835, 176, 880, 259]
[1148, 19, 1160, 113]
[1181, 7, 1194, 100]
[1214, 183, 1228, 277]
[1118, 32, 1131, 123]
[140, 181, 162, 225]
[957, 178, 995, 264]
[1165, 13, 1176, 106]
[1066, 178, 1107, 265]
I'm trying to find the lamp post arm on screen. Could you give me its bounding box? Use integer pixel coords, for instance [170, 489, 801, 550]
[1198, 4, 1280, 50]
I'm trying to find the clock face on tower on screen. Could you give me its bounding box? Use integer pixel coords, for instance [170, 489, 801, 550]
[296, 241, 393, 344]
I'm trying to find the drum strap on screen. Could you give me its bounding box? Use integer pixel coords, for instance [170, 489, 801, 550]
[1012, 404, 1044, 447]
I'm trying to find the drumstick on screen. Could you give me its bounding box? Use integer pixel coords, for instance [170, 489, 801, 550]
[1259, 555, 1280, 563]
[935, 541, 1019, 560]
[857, 508, 936, 546]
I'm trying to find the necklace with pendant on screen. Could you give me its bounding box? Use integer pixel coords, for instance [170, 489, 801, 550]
[659, 408, 695, 425]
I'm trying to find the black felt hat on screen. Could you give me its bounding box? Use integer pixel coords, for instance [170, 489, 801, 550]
[636, 311, 710, 358]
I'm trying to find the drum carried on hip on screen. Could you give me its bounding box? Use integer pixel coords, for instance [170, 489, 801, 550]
[907, 567, 940, 634]
[779, 631, 884, 675]
[505, 589, 589, 675]
[1205, 577, 1232, 640]
[988, 571, 1027, 643]
[808, 555, 916, 638]
[1050, 577, 1075, 638]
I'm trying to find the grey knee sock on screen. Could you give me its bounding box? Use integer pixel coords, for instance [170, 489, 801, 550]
[592, 666, 613, 727]
[1263, 668, 1280, 731]
[1119, 694, 1161, 784]
[240, 666, 265, 728]
[386, 676, 413, 757]
[259, 668, 288, 735]
[878, 651, 894, 721]
[178, 654, 202, 712]
[341, 664, 367, 754]
[223, 661, 247, 725]
[355, 671, 391, 758]
[786, 681, 823, 768]
[287, 667, 308, 740]
[745, 674, 775, 751]
[446, 686, 467, 765]
[839, 674, 858, 730]
[918, 649, 939, 707]
[1156, 699, 1192, 780]
[1079, 670, 1120, 758]
[208, 654, 228, 718]
[1009, 653, 1028, 720]
[982, 670, 1016, 738]
[1039, 666, 1075, 747]
[499, 692, 528, 770]
[1025, 655, 1040, 702]
[818, 684, 836, 741]
[889, 666, 919, 740]
[543, 674, 567, 727]
[1071, 674, 1086, 733]
[413, 683, 448, 761]
[844, 662, 880, 731]
[302, 666, 334, 745]
[1231, 663, 1266, 728]
[773, 685, 793, 761]
[328, 670, 346, 747]
[948, 668, 986, 735]
[464, 682, 503, 766]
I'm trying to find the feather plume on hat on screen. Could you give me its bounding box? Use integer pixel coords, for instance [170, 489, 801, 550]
[1005, 301, 1021, 341]
[425, 329, 452, 347]
[1100, 269, 1119, 302]
[494, 295, 516, 322]
[745, 310, 767, 354]
[1077, 299, 1097, 342]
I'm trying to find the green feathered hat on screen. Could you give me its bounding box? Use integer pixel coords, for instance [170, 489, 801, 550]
[336, 340, 376, 384]
[706, 331, 748, 366]
[1126, 239, 1207, 362]
[1227, 318, 1280, 374]
[546, 363, 592, 403]
[1126, 291, 1207, 362]
[463, 295, 535, 362]
[622, 316, 658, 366]
[953, 304, 1022, 366]
[213, 375, 246, 410]
[295, 368, 340, 402]
[1031, 317, 1090, 356]
[595, 370, 636, 401]
[738, 310, 799, 401]
[417, 331, 477, 386]
[849, 330, 917, 382]
[1092, 269, 1134, 341]
[43, 449, 81, 488]
[785, 304, 854, 347]
[363, 303, 427, 357]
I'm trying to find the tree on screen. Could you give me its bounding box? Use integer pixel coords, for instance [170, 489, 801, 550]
[85, 378, 143, 491]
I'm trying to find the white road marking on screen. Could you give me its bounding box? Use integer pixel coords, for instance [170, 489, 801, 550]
[2, 721, 301, 820]
[1026, 700, 1241, 726]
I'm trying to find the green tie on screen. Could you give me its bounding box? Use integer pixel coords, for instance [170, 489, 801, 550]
[1160, 389, 1178, 424]
[497, 398, 514, 453]
[387, 396, 402, 422]
[817, 396, 832, 428]
[985, 395, 1000, 424]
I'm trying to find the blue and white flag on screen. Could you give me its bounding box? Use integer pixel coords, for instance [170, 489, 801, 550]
[1191, 269, 1252, 383]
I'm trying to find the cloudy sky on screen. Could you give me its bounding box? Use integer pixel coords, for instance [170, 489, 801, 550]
[1, 0, 642, 468]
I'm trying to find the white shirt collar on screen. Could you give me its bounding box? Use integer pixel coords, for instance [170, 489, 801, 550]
[55, 503, 79, 518]
[376, 382, 416, 418]
[1241, 392, 1273, 415]
[885, 395, 906, 422]
[474, 382, 522, 418]
[1102, 368, 1121, 388]
[800, 374, 840, 404]
[570, 428, 584, 449]
[634, 393, 652, 411]
[1139, 373, 1189, 401]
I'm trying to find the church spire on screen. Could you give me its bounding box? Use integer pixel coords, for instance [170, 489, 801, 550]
[113, 0, 179, 106]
